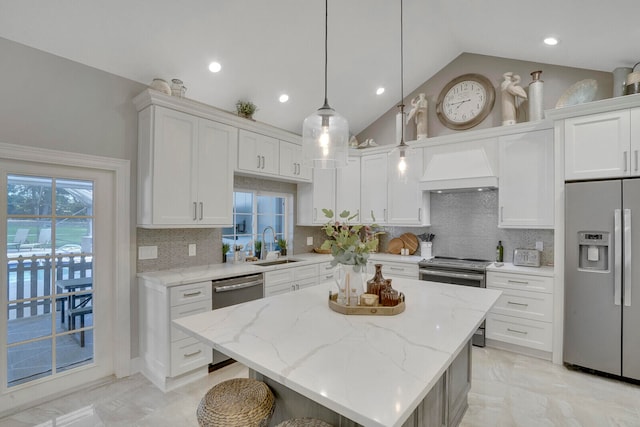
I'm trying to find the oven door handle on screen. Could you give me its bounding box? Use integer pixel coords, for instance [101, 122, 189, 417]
[419, 269, 485, 281]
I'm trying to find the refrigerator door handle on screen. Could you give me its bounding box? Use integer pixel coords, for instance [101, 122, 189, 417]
[615, 209, 622, 306]
[624, 208, 632, 307]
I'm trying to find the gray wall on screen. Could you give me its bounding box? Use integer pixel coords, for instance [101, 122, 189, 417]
[0, 37, 146, 359]
[357, 52, 613, 144]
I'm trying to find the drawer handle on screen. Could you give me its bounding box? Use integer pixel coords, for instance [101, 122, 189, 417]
[507, 280, 529, 285]
[507, 301, 529, 307]
[184, 349, 202, 358]
[507, 328, 528, 335]
[183, 291, 202, 297]
[325, 274, 334, 279]
[390, 267, 404, 271]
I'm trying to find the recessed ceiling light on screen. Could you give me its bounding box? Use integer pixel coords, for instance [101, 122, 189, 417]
[279, 94, 289, 103]
[543, 37, 558, 46]
[208, 61, 222, 73]
[376, 87, 385, 95]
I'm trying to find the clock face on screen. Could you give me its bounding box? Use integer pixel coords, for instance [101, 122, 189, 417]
[436, 74, 495, 130]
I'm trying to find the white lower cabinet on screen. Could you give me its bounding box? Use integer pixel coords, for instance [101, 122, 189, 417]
[139, 279, 212, 391]
[264, 264, 319, 297]
[486, 270, 553, 354]
[317, 261, 337, 283]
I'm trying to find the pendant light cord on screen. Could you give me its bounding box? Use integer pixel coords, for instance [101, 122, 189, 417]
[323, 0, 329, 108]
[399, 0, 405, 144]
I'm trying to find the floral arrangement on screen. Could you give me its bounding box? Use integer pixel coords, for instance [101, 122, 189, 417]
[320, 209, 383, 271]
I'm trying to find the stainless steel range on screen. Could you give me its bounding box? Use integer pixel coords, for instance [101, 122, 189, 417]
[418, 256, 492, 347]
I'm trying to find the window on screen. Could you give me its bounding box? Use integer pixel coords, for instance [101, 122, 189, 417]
[222, 191, 290, 255]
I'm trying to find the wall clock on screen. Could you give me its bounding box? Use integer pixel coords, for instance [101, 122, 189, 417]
[436, 73, 495, 130]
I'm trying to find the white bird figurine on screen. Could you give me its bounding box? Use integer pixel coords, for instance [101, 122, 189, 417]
[501, 72, 527, 125]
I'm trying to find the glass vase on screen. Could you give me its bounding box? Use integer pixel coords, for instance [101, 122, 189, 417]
[335, 264, 366, 306]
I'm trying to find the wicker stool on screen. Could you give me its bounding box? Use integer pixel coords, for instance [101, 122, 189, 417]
[275, 419, 333, 427]
[196, 378, 275, 427]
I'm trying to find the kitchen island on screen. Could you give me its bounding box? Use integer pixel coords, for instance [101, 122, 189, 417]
[173, 278, 501, 427]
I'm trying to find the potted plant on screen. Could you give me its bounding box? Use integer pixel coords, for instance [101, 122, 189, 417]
[236, 100, 257, 119]
[222, 243, 230, 263]
[254, 240, 262, 259]
[277, 238, 288, 256]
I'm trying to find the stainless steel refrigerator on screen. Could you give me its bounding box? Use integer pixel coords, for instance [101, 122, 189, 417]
[565, 179, 640, 380]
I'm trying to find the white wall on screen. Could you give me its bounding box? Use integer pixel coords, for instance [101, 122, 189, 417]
[0, 37, 146, 358]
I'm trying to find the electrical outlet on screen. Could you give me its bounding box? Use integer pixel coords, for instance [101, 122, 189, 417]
[535, 241, 543, 251]
[188, 243, 196, 256]
[306, 236, 313, 246]
[138, 246, 158, 260]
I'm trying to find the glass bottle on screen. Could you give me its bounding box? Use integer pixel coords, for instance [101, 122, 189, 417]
[496, 241, 504, 262]
[366, 264, 386, 298]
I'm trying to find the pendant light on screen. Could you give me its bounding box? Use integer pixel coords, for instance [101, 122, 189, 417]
[389, 0, 411, 181]
[302, 0, 349, 169]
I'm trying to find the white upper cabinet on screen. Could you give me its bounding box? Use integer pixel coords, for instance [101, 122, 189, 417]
[137, 105, 236, 228]
[237, 129, 279, 176]
[336, 157, 361, 221]
[498, 129, 554, 228]
[387, 147, 430, 226]
[361, 153, 388, 224]
[564, 110, 632, 180]
[279, 140, 311, 181]
[296, 168, 336, 225]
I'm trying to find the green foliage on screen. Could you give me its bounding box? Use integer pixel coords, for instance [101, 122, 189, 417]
[254, 240, 262, 251]
[222, 243, 230, 254]
[320, 209, 383, 269]
[236, 100, 257, 117]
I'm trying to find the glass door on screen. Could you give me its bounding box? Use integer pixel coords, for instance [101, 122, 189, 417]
[6, 174, 95, 387]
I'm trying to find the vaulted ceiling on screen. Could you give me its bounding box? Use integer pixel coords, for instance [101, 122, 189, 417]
[1, 0, 637, 135]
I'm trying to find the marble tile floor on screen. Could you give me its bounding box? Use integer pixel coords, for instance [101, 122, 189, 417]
[1, 347, 640, 426]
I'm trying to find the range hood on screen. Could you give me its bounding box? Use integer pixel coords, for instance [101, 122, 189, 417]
[419, 142, 498, 192]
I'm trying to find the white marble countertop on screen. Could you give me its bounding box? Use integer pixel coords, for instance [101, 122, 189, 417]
[137, 252, 422, 287]
[487, 262, 554, 277]
[173, 278, 501, 427]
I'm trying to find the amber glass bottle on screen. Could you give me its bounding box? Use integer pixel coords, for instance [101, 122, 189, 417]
[367, 264, 387, 298]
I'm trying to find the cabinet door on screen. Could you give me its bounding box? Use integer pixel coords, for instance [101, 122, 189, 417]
[361, 154, 388, 223]
[564, 110, 630, 180]
[279, 140, 311, 181]
[152, 107, 199, 225]
[238, 129, 279, 175]
[197, 119, 237, 225]
[336, 157, 361, 221]
[296, 168, 336, 225]
[499, 129, 554, 228]
[630, 108, 640, 176]
[387, 147, 429, 225]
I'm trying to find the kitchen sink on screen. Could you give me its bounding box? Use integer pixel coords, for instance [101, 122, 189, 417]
[254, 259, 301, 267]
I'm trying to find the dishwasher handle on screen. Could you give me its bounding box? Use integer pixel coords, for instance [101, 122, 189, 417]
[213, 274, 264, 293]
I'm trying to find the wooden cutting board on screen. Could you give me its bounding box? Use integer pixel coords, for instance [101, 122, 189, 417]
[387, 238, 404, 254]
[399, 233, 419, 254]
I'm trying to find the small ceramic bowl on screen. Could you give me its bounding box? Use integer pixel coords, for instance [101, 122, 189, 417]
[361, 293, 379, 306]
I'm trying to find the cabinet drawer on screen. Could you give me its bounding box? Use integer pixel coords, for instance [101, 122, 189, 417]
[170, 281, 212, 306]
[294, 265, 318, 280]
[486, 313, 552, 352]
[489, 287, 553, 322]
[369, 261, 419, 279]
[487, 271, 552, 293]
[170, 299, 212, 342]
[170, 337, 212, 377]
[318, 262, 336, 282]
[265, 281, 295, 297]
[297, 277, 318, 290]
[265, 269, 294, 286]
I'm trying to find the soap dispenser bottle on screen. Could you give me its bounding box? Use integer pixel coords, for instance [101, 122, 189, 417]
[496, 241, 504, 262]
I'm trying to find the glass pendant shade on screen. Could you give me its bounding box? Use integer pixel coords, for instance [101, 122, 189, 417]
[302, 103, 349, 169]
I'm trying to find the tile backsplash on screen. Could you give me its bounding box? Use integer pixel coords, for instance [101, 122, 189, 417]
[383, 190, 554, 266]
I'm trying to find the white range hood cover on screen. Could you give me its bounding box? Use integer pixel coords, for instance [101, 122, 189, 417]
[419, 144, 498, 191]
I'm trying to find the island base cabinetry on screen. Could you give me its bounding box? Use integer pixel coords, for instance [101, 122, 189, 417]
[251, 341, 471, 427]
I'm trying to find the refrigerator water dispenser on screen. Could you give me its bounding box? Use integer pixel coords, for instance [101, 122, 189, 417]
[578, 232, 609, 271]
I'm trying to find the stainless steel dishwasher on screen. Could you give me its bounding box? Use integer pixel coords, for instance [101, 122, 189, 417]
[211, 273, 264, 367]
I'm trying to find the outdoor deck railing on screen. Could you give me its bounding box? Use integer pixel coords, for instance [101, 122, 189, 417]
[7, 253, 92, 320]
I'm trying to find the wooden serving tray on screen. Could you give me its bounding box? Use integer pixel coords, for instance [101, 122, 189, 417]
[328, 293, 405, 316]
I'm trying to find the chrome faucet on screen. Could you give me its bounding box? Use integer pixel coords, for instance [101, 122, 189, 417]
[261, 226, 277, 260]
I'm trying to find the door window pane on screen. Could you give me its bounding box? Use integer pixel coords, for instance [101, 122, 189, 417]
[8, 339, 53, 387]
